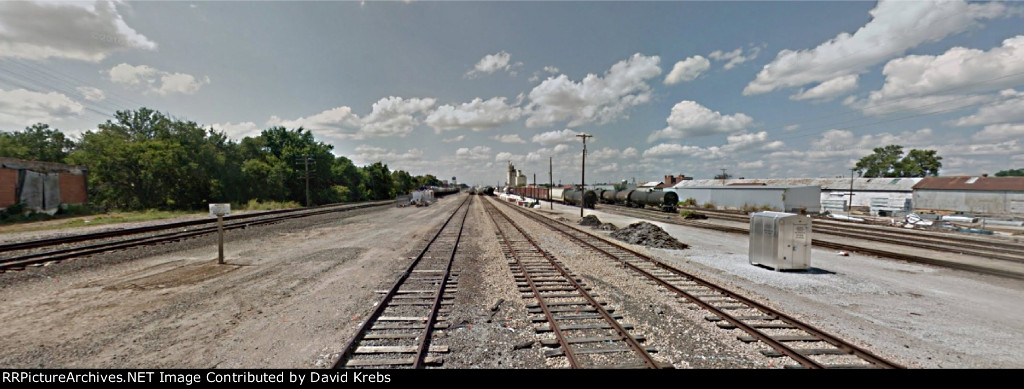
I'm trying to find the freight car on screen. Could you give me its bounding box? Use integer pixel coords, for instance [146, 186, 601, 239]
[632, 190, 679, 212]
[432, 186, 460, 198]
[562, 188, 597, 209]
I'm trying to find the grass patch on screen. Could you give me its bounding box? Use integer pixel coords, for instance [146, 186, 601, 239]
[234, 199, 302, 211]
[0, 208, 197, 234]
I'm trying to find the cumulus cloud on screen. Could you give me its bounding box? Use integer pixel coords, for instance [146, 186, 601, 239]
[425, 97, 522, 132]
[360, 96, 436, 138]
[0, 1, 156, 62]
[621, 147, 638, 158]
[443, 135, 464, 143]
[857, 36, 1024, 113]
[491, 134, 526, 144]
[664, 55, 710, 84]
[456, 146, 492, 161]
[465, 51, 522, 78]
[76, 86, 106, 102]
[526, 53, 662, 127]
[744, 0, 1013, 95]
[267, 106, 361, 134]
[595, 163, 619, 173]
[108, 63, 210, 95]
[972, 124, 1024, 143]
[642, 143, 706, 158]
[531, 129, 581, 145]
[353, 145, 424, 165]
[647, 100, 753, 142]
[952, 89, 1024, 127]
[0, 87, 84, 127]
[211, 121, 261, 140]
[789, 74, 859, 101]
[709, 46, 761, 70]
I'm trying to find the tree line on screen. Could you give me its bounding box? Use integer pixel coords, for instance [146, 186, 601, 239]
[0, 108, 442, 211]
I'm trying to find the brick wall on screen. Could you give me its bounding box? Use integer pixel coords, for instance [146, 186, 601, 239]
[0, 168, 16, 208]
[59, 173, 88, 204]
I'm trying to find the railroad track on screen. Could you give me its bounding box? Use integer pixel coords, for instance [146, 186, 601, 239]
[0, 201, 393, 272]
[500, 199, 903, 369]
[601, 205, 1024, 280]
[331, 195, 471, 369]
[483, 197, 670, 369]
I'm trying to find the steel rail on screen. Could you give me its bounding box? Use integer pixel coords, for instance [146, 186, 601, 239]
[501, 200, 903, 369]
[485, 198, 662, 369]
[332, 195, 471, 369]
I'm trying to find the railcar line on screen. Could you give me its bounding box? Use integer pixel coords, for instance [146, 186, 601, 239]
[331, 195, 471, 369]
[602, 205, 1024, 280]
[482, 197, 670, 369]
[498, 198, 903, 369]
[0, 201, 393, 272]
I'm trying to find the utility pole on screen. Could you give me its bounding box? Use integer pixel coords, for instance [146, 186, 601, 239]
[295, 155, 315, 207]
[576, 133, 592, 218]
[721, 168, 728, 185]
[849, 168, 856, 216]
[549, 157, 553, 210]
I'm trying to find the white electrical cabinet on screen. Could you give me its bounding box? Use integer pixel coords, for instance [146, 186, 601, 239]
[748, 211, 812, 271]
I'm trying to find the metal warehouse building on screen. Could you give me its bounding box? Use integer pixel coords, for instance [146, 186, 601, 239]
[913, 176, 1024, 216]
[0, 157, 88, 214]
[668, 185, 821, 213]
[671, 177, 920, 215]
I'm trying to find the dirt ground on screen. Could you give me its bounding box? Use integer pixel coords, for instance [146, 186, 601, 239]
[2, 194, 1020, 369]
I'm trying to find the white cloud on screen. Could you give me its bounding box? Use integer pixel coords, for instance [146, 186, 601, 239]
[544, 66, 559, 74]
[738, 160, 765, 169]
[0, 88, 84, 128]
[744, 0, 1013, 95]
[789, 74, 859, 101]
[722, 131, 784, 152]
[952, 89, 1024, 127]
[108, 63, 210, 95]
[425, 97, 522, 132]
[456, 146, 492, 161]
[465, 51, 522, 78]
[664, 55, 709, 84]
[76, 86, 105, 102]
[211, 121, 261, 140]
[0, 1, 156, 62]
[971, 124, 1024, 143]
[360, 96, 436, 138]
[443, 135, 464, 143]
[863, 36, 1024, 111]
[647, 100, 753, 142]
[621, 147, 638, 158]
[709, 46, 761, 70]
[642, 143, 706, 159]
[531, 129, 580, 145]
[267, 106, 361, 134]
[595, 163, 619, 173]
[589, 147, 620, 160]
[784, 124, 800, 131]
[495, 151, 519, 162]
[526, 53, 662, 127]
[491, 134, 526, 144]
[353, 145, 424, 164]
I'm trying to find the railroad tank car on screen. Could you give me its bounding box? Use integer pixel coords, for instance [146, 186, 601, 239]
[614, 189, 635, 206]
[600, 189, 617, 203]
[563, 189, 597, 209]
[433, 186, 460, 198]
[636, 190, 680, 212]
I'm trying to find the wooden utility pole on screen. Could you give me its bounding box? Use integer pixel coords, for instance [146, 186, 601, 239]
[549, 157, 553, 210]
[576, 133, 592, 218]
[296, 155, 315, 207]
[849, 168, 856, 215]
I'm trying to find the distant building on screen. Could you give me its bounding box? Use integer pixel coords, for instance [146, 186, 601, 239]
[505, 161, 527, 187]
[663, 174, 692, 187]
[913, 176, 1024, 215]
[1, 157, 88, 214]
[673, 177, 920, 215]
[668, 185, 821, 213]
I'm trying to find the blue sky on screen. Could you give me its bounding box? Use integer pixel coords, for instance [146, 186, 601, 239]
[2, 1, 1023, 187]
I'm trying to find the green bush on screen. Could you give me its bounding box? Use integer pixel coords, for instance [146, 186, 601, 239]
[681, 197, 698, 207]
[702, 202, 716, 209]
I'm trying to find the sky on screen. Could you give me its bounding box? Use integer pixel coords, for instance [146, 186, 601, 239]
[1, 0, 1023, 187]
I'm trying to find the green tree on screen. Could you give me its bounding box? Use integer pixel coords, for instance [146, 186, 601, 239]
[994, 168, 1024, 177]
[854, 145, 942, 178]
[362, 162, 394, 200]
[0, 123, 75, 162]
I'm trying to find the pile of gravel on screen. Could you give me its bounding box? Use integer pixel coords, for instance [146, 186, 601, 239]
[610, 222, 689, 249]
[579, 215, 603, 226]
[596, 223, 618, 231]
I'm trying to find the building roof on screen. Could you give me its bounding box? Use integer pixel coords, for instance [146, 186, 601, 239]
[913, 176, 1024, 191]
[672, 185, 820, 190]
[0, 157, 87, 174]
[638, 181, 663, 188]
[673, 177, 921, 191]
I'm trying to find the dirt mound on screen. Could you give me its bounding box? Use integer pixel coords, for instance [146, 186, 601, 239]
[579, 215, 602, 226]
[610, 222, 688, 249]
[556, 217, 572, 223]
[596, 223, 618, 231]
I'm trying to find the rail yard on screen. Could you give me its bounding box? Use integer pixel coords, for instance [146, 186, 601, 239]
[1, 191, 1022, 370]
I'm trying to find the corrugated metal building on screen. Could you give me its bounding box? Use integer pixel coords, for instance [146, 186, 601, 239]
[913, 176, 1024, 216]
[672, 177, 920, 214]
[0, 157, 88, 214]
[667, 185, 821, 213]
